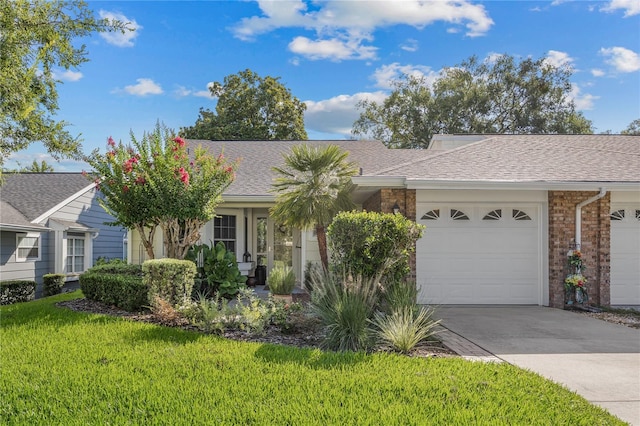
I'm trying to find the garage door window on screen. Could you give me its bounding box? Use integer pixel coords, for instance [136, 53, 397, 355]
[483, 209, 502, 220]
[450, 209, 470, 220]
[513, 209, 532, 221]
[421, 209, 439, 220]
[610, 209, 625, 220]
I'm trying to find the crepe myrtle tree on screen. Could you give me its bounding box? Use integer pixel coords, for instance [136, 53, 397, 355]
[87, 124, 237, 260]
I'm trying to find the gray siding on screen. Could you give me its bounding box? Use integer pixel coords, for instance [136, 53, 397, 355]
[0, 230, 49, 285]
[51, 188, 125, 263]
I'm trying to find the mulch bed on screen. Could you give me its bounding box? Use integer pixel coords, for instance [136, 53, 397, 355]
[57, 298, 458, 358]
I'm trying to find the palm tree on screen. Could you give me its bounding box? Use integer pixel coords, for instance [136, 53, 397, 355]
[270, 144, 358, 270]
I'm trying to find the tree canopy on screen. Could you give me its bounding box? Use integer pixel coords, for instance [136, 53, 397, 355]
[181, 69, 308, 141]
[87, 124, 238, 260]
[0, 0, 129, 176]
[270, 144, 357, 270]
[352, 54, 594, 149]
[621, 118, 640, 135]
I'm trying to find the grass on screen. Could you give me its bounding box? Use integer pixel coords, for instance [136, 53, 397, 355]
[1, 292, 625, 425]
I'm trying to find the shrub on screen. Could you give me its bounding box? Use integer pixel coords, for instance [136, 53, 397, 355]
[303, 261, 321, 292]
[267, 264, 296, 295]
[371, 306, 441, 354]
[186, 242, 246, 299]
[85, 263, 142, 276]
[80, 271, 147, 311]
[143, 259, 196, 308]
[383, 280, 418, 314]
[43, 273, 66, 297]
[310, 271, 380, 352]
[0, 280, 36, 305]
[328, 211, 424, 285]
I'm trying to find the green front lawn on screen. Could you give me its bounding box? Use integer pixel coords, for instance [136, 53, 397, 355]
[1, 292, 624, 425]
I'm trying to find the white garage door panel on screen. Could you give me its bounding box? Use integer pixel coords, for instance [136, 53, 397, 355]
[610, 204, 640, 305]
[417, 203, 541, 305]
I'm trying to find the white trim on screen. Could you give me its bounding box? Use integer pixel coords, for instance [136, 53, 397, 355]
[31, 183, 96, 224]
[15, 232, 42, 262]
[352, 176, 406, 187]
[0, 224, 49, 233]
[408, 180, 640, 191]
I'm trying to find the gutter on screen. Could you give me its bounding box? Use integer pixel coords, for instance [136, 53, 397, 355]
[575, 188, 607, 249]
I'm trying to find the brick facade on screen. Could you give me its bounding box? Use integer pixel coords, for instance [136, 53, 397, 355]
[548, 191, 611, 308]
[362, 189, 418, 280]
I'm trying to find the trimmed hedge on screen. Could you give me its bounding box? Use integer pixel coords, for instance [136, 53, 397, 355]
[0, 280, 36, 305]
[328, 211, 425, 284]
[80, 263, 146, 312]
[43, 273, 66, 297]
[143, 259, 196, 307]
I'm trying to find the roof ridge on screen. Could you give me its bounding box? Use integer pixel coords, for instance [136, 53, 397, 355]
[374, 136, 498, 176]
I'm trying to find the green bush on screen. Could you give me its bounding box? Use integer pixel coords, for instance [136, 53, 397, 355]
[267, 264, 296, 295]
[383, 280, 418, 314]
[328, 211, 424, 285]
[85, 263, 142, 276]
[310, 271, 379, 352]
[43, 273, 66, 297]
[143, 259, 196, 307]
[371, 306, 441, 354]
[186, 242, 246, 298]
[80, 271, 147, 312]
[0, 280, 36, 305]
[303, 261, 321, 292]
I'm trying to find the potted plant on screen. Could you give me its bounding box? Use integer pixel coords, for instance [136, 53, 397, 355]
[266, 264, 296, 302]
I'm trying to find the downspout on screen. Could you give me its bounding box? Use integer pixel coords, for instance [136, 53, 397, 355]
[575, 188, 607, 249]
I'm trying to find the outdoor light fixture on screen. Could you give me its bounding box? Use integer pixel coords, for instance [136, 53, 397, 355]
[392, 202, 400, 214]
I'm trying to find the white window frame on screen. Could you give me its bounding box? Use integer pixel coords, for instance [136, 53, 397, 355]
[16, 233, 41, 262]
[65, 232, 87, 274]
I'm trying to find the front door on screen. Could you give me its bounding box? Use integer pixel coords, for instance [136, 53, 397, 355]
[254, 212, 298, 283]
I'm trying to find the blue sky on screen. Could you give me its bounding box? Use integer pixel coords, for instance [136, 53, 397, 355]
[7, 0, 640, 171]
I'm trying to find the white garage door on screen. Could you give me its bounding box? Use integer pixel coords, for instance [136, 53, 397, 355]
[416, 204, 542, 305]
[610, 205, 640, 305]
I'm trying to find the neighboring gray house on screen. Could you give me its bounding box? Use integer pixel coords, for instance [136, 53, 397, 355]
[0, 173, 126, 293]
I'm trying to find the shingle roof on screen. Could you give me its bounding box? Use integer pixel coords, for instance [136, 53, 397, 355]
[187, 139, 419, 196]
[0, 200, 44, 229]
[376, 134, 640, 183]
[0, 173, 92, 221]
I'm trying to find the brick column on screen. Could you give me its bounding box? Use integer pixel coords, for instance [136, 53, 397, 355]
[548, 191, 610, 308]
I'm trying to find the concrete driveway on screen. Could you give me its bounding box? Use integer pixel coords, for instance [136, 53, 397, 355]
[435, 306, 640, 425]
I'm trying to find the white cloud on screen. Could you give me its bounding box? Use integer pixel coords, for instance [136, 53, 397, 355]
[288, 36, 377, 61]
[569, 83, 599, 110]
[591, 68, 605, 77]
[601, 0, 640, 17]
[119, 78, 163, 96]
[232, 0, 493, 61]
[544, 50, 574, 68]
[174, 82, 215, 98]
[371, 63, 438, 89]
[52, 69, 83, 82]
[304, 92, 387, 136]
[400, 39, 419, 52]
[98, 11, 142, 47]
[599, 46, 640, 72]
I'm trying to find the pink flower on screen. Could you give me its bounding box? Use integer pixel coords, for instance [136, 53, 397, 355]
[173, 137, 185, 148]
[178, 167, 189, 185]
[123, 185, 129, 192]
[107, 151, 115, 159]
[135, 176, 146, 185]
[107, 136, 115, 147]
[224, 166, 233, 174]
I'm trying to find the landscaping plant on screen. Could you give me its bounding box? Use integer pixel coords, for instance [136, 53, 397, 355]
[266, 264, 296, 295]
[371, 306, 441, 354]
[186, 242, 246, 299]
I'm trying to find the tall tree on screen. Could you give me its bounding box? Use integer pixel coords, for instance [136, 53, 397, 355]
[270, 145, 357, 270]
[21, 160, 54, 172]
[0, 0, 129, 177]
[352, 54, 593, 149]
[181, 69, 308, 141]
[621, 118, 640, 135]
[87, 124, 237, 260]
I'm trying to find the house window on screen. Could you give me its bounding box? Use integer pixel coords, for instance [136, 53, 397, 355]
[66, 233, 85, 273]
[16, 233, 40, 261]
[483, 209, 502, 220]
[421, 209, 440, 220]
[450, 209, 470, 220]
[214, 215, 236, 254]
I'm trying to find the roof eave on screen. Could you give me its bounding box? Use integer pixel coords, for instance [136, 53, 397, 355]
[0, 223, 51, 233]
[406, 180, 640, 191]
